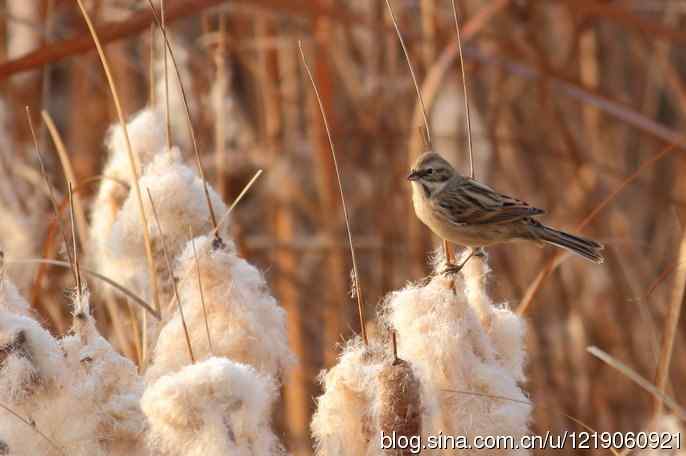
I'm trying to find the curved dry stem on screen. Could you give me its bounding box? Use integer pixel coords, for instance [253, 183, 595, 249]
[587, 346, 686, 421]
[189, 227, 213, 354]
[0, 402, 65, 456]
[654, 228, 686, 417]
[383, 0, 431, 147]
[212, 169, 263, 236]
[145, 0, 218, 233]
[518, 144, 677, 315]
[67, 182, 83, 300]
[74, 0, 161, 315]
[146, 189, 195, 364]
[449, 0, 474, 179]
[41, 110, 89, 249]
[299, 41, 367, 346]
[7, 259, 159, 319]
[24, 107, 77, 286]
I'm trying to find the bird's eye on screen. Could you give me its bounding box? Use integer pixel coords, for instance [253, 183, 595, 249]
[426, 168, 434, 174]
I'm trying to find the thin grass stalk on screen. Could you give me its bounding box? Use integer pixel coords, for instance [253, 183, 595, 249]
[24, 108, 76, 285]
[74, 0, 162, 319]
[146, 189, 195, 364]
[145, 0, 219, 234]
[10, 258, 159, 319]
[189, 227, 213, 355]
[587, 346, 686, 421]
[277, 42, 309, 456]
[449, 0, 474, 179]
[67, 182, 82, 299]
[518, 144, 677, 315]
[653, 226, 686, 417]
[383, 0, 431, 148]
[41, 110, 89, 252]
[299, 41, 367, 346]
[212, 169, 263, 236]
[384, 0, 457, 270]
[0, 402, 65, 456]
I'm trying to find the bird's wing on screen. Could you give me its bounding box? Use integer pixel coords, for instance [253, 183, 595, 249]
[432, 179, 545, 225]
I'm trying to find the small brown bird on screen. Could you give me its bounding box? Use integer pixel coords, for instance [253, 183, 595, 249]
[408, 152, 603, 270]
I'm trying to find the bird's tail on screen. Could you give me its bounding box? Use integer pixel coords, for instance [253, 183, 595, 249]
[533, 224, 604, 264]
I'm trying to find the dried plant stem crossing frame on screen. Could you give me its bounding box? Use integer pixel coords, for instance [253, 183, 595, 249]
[299, 41, 368, 346]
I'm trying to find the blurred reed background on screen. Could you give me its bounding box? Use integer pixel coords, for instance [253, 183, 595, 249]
[0, 0, 685, 454]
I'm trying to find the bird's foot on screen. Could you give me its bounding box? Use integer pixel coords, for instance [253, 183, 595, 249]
[440, 247, 483, 276]
[441, 263, 465, 276]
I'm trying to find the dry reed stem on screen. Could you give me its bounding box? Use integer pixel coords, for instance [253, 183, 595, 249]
[384, 0, 459, 268]
[449, 0, 474, 179]
[66, 182, 82, 300]
[146, 188, 195, 364]
[587, 346, 686, 421]
[383, 0, 431, 147]
[189, 227, 213, 355]
[74, 0, 161, 317]
[653, 225, 686, 417]
[377, 357, 422, 455]
[407, 0, 509, 163]
[213, 169, 264, 236]
[145, 0, 219, 234]
[9, 258, 159, 319]
[24, 107, 77, 286]
[41, 110, 89, 250]
[299, 41, 367, 346]
[124, 290, 144, 367]
[518, 144, 677, 315]
[0, 401, 65, 456]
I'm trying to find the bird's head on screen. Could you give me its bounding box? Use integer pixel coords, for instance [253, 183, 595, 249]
[407, 152, 455, 195]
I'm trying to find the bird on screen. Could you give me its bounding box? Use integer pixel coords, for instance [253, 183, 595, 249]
[407, 151, 603, 273]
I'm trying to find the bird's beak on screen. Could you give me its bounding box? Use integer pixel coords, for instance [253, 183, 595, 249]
[407, 169, 420, 181]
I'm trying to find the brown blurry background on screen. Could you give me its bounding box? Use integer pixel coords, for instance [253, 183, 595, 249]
[1, 0, 685, 454]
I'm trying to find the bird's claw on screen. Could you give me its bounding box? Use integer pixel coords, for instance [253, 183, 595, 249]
[441, 264, 464, 276]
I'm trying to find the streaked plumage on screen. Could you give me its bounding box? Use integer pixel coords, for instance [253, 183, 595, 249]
[408, 152, 604, 263]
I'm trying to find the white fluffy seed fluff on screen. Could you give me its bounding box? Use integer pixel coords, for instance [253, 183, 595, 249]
[0, 290, 147, 455]
[141, 357, 285, 456]
[146, 235, 294, 382]
[0, 293, 99, 455]
[0, 278, 31, 317]
[0, 311, 66, 403]
[90, 108, 167, 285]
[313, 254, 530, 456]
[311, 339, 389, 456]
[110, 149, 229, 266]
[61, 292, 146, 455]
[106, 148, 229, 307]
[381, 259, 531, 456]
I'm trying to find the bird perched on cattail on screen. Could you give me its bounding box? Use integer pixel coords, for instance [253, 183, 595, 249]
[408, 152, 603, 272]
